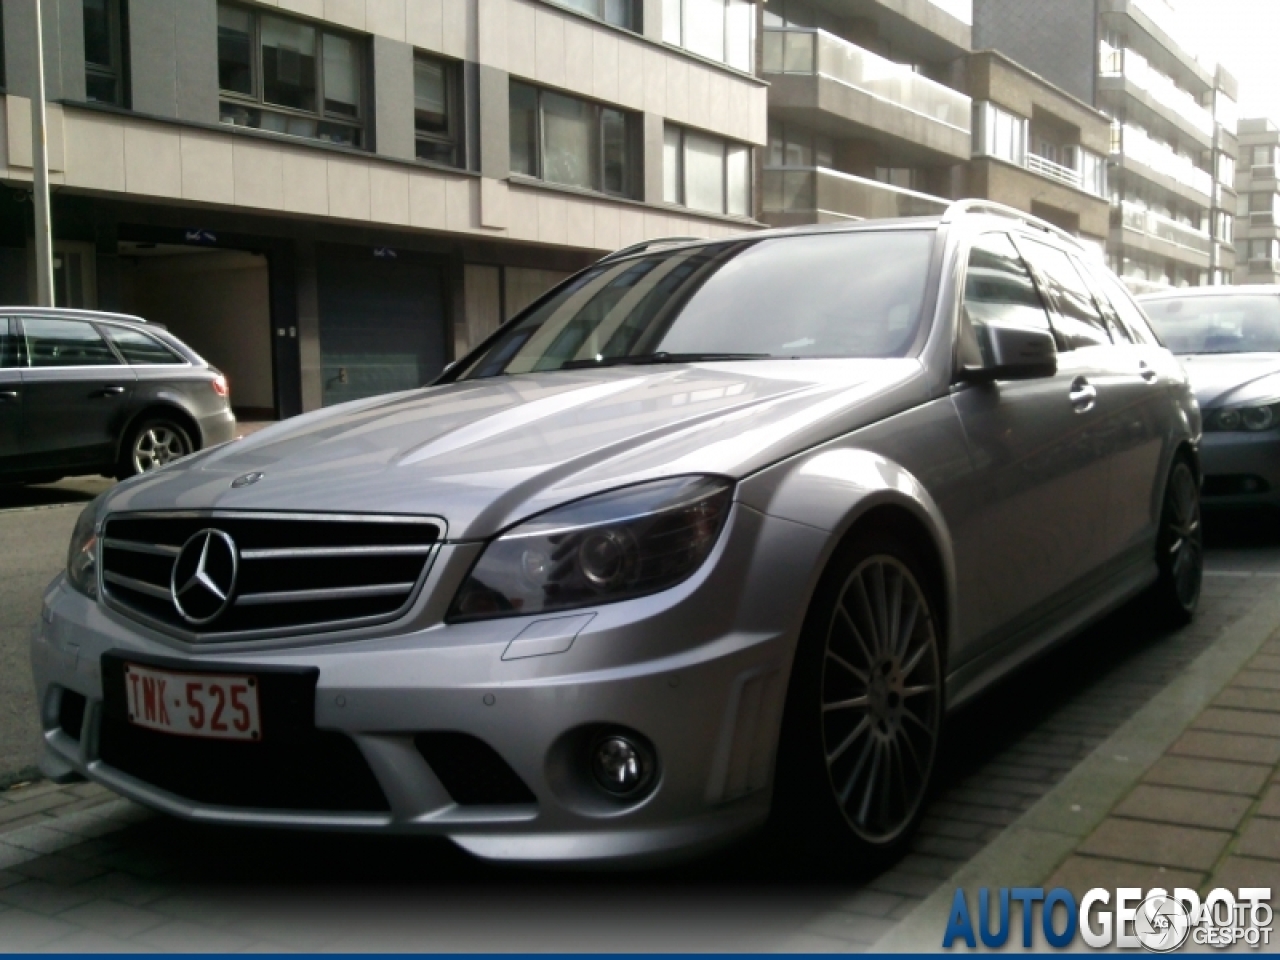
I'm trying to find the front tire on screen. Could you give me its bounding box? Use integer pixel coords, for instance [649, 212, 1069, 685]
[118, 418, 192, 480]
[771, 530, 944, 872]
[1149, 457, 1202, 626]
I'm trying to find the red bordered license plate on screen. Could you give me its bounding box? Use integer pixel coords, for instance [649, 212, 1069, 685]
[124, 663, 262, 741]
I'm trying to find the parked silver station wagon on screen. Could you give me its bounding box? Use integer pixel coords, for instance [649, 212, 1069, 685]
[33, 202, 1202, 867]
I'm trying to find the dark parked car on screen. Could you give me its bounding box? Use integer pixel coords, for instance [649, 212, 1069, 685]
[0, 308, 235, 484]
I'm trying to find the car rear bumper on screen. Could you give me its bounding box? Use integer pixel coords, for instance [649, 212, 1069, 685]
[1199, 430, 1280, 509]
[30, 505, 827, 863]
[197, 407, 236, 448]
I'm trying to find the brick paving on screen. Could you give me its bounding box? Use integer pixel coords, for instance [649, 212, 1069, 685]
[0, 571, 1272, 950]
[1047, 636, 1280, 897]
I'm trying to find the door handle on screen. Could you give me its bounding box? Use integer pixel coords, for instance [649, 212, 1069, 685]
[1138, 362, 1158, 383]
[1069, 377, 1097, 413]
[94, 385, 126, 397]
[0, 389, 17, 401]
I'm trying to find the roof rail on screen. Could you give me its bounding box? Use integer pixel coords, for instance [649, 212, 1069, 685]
[596, 236, 705, 264]
[941, 199, 1081, 247]
[0, 306, 148, 323]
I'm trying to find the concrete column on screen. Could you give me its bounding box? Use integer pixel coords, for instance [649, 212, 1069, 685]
[372, 36, 415, 161]
[295, 240, 324, 414]
[478, 65, 509, 179]
[643, 112, 665, 205]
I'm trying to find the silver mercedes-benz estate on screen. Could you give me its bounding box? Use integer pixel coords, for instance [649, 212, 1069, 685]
[33, 202, 1202, 867]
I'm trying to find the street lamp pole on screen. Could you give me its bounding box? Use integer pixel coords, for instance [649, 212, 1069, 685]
[31, 0, 55, 307]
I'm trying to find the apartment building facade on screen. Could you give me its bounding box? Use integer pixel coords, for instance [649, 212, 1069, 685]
[0, 0, 767, 418]
[1235, 118, 1280, 285]
[973, 0, 1240, 292]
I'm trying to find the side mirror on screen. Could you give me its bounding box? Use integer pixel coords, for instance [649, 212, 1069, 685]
[960, 324, 1058, 383]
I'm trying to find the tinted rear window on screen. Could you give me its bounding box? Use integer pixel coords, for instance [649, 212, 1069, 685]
[459, 231, 936, 379]
[104, 326, 184, 365]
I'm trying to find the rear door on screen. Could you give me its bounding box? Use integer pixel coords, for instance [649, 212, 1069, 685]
[0, 318, 23, 476]
[1079, 262, 1179, 562]
[19, 316, 137, 474]
[950, 232, 1110, 651]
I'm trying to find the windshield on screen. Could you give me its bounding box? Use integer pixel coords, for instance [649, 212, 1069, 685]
[457, 230, 935, 380]
[1142, 295, 1280, 355]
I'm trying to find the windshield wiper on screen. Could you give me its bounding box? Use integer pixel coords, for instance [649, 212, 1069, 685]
[559, 351, 770, 369]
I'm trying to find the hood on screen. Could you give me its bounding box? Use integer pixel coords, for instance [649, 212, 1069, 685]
[1177, 353, 1280, 410]
[104, 360, 926, 539]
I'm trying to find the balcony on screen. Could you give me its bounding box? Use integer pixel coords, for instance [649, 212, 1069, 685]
[763, 27, 971, 163]
[1113, 124, 1213, 202]
[1118, 200, 1212, 257]
[761, 166, 949, 225]
[1098, 44, 1213, 146]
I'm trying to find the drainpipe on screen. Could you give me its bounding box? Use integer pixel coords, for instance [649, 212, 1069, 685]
[32, 0, 55, 307]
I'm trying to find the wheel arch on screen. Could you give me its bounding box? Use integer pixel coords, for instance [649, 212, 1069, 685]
[116, 403, 204, 464]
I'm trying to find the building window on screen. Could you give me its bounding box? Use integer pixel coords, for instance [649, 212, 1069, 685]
[217, 2, 364, 147]
[1215, 210, 1233, 245]
[767, 121, 833, 168]
[414, 54, 459, 166]
[662, 0, 754, 72]
[1249, 238, 1279, 262]
[664, 124, 750, 216]
[974, 102, 1026, 166]
[1254, 145, 1277, 168]
[510, 82, 638, 198]
[83, 0, 127, 106]
[1248, 192, 1280, 216]
[555, 0, 640, 31]
[1218, 152, 1235, 184]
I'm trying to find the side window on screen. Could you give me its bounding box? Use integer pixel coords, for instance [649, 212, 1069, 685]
[0, 318, 18, 368]
[1016, 238, 1112, 350]
[1095, 270, 1161, 346]
[104, 326, 184, 365]
[959, 232, 1053, 369]
[1069, 254, 1132, 344]
[23, 317, 120, 367]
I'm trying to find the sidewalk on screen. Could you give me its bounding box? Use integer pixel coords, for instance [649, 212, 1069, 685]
[878, 579, 1280, 951]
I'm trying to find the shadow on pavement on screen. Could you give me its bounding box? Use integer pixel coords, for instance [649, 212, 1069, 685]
[0, 476, 114, 511]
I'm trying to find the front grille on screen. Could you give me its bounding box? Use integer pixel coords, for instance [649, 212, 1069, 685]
[100, 512, 442, 641]
[98, 654, 390, 813]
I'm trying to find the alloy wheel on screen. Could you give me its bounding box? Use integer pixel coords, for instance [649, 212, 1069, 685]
[1164, 462, 1203, 611]
[820, 555, 941, 845]
[132, 425, 189, 473]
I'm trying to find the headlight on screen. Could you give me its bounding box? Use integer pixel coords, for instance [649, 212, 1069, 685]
[66, 502, 100, 599]
[1208, 401, 1280, 432]
[448, 476, 734, 622]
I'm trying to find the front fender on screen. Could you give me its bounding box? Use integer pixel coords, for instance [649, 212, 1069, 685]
[736, 446, 959, 658]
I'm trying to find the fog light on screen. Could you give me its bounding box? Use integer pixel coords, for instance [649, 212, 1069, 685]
[590, 735, 652, 797]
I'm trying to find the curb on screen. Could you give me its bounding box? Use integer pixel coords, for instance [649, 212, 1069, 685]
[871, 586, 1280, 953]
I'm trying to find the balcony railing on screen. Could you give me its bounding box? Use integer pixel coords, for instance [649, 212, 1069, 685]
[1099, 43, 1213, 137]
[762, 28, 971, 134]
[762, 166, 950, 221]
[1119, 201, 1212, 255]
[1114, 124, 1213, 198]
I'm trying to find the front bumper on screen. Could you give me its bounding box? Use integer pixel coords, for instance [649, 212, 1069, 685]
[1200, 429, 1280, 509]
[31, 503, 827, 863]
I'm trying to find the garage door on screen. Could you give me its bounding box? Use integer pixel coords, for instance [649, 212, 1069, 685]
[317, 245, 447, 406]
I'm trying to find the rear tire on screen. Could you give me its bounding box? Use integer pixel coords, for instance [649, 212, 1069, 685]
[118, 418, 192, 480]
[769, 529, 944, 875]
[1148, 457, 1202, 627]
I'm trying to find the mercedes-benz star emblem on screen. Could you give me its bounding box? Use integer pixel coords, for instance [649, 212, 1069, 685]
[171, 529, 239, 625]
[231, 472, 264, 488]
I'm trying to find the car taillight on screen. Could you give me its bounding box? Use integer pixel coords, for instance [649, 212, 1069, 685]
[212, 375, 229, 397]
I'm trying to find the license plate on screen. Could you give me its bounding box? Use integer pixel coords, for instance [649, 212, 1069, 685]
[124, 663, 262, 741]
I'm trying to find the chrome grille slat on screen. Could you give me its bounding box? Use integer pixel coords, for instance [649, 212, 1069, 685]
[102, 538, 181, 557]
[99, 512, 444, 643]
[240, 545, 435, 559]
[235, 583, 416, 606]
[103, 571, 172, 600]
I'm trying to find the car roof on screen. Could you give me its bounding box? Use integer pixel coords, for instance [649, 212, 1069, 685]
[1138, 285, 1280, 301]
[0, 306, 149, 324]
[597, 202, 1088, 267]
